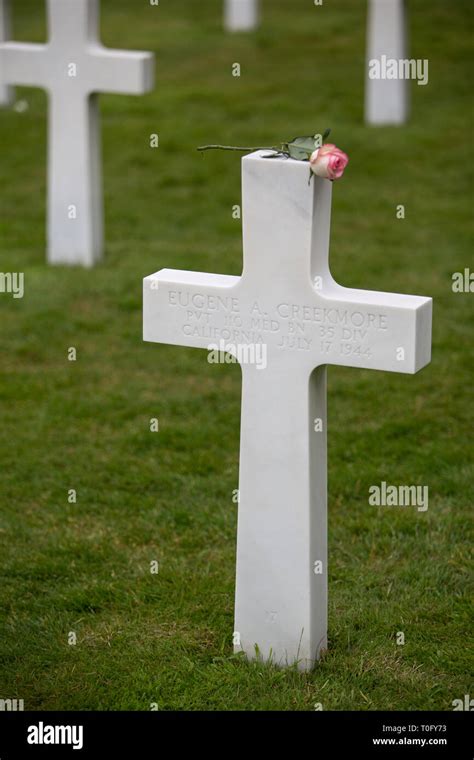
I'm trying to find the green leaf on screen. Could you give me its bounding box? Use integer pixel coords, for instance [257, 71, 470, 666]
[322, 128, 331, 141]
[286, 135, 318, 161]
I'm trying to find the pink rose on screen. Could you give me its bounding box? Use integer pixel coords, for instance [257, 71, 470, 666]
[310, 143, 349, 180]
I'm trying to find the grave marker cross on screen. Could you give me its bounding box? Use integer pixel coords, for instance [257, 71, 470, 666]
[365, 0, 408, 124]
[224, 0, 259, 32]
[144, 152, 432, 670]
[0, 0, 13, 105]
[0, 0, 154, 266]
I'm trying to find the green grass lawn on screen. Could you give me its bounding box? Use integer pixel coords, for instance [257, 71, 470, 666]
[0, 0, 472, 710]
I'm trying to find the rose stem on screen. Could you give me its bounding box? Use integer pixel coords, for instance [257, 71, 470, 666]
[197, 145, 279, 152]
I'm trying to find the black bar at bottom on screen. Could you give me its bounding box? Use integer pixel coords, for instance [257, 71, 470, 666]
[0, 710, 470, 758]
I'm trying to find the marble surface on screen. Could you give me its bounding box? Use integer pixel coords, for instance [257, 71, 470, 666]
[144, 151, 432, 670]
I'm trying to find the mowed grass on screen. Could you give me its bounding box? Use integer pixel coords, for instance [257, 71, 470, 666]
[0, 0, 472, 711]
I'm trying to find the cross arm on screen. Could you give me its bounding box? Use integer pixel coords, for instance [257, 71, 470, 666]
[316, 282, 432, 374]
[0, 42, 49, 88]
[144, 269, 241, 350]
[90, 46, 154, 95]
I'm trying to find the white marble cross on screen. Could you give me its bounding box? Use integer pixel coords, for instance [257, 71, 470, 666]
[143, 152, 432, 670]
[0, 0, 13, 105]
[0, 0, 154, 266]
[365, 0, 408, 124]
[224, 0, 259, 32]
